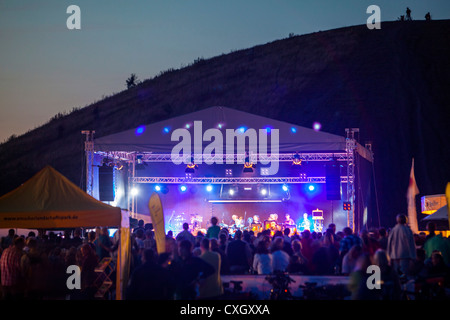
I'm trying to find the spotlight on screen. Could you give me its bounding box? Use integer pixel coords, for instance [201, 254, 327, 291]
[313, 122, 322, 131]
[154, 185, 161, 192]
[238, 126, 247, 133]
[163, 126, 170, 133]
[185, 163, 198, 173]
[282, 184, 288, 192]
[161, 185, 169, 194]
[180, 185, 187, 192]
[229, 189, 235, 196]
[292, 152, 302, 165]
[291, 127, 297, 133]
[135, 125, 145, 136]
[260, 188, 268, 196]
[185, 155, 198, 173]
[308, 185, 315, 192]
[135, 155, 147, 170]
[243, 154, 255, 173]
[206, 185, 213, 192]
[131, 188, 139, 196]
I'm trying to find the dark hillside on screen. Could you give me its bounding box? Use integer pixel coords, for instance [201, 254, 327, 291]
[1, 20, 449, 227]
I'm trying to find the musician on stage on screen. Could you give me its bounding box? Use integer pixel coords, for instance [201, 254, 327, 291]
[231, 215, 244, 230]
[251, 215, 262, 234]
[299, 213, 311, 232]
[284, 213, 295, 226]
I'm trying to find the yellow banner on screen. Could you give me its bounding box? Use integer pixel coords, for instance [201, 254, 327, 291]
[148, 192, 166, 254]
[446, 183, 450, 223]
[116, 227, 131, 300]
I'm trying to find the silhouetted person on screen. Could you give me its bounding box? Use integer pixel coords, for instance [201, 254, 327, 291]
[126, 249, 174, 300]
[226, 230, 252, 274]
[425, 12, 431, 21]
[170, 240, 215, 300]
[387, 214, 416, 277]
[406, 7, 412, 21]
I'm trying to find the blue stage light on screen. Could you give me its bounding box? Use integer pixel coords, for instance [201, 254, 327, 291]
[154, 185, 161, 192]
[238, 126, 247, 133]
[282, 184, 288, 192]
[135, 125, 145, 136]
[180, 185, 187, 192]
[206, 185, 213, 192]
[291, 127, 297, 133]
[308, 185, 315, 191]
[163, 127, 170, 133]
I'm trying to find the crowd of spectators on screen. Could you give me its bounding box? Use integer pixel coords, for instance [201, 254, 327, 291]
[0, 227, 118, 300]
[1, 213, 449, 300]
[125, 214, 450, 300]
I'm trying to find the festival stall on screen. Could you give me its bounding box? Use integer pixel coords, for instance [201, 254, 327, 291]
[0, 165, 131, 299]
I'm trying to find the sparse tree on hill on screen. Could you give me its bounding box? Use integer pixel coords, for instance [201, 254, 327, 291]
[126, 73, 139, 89]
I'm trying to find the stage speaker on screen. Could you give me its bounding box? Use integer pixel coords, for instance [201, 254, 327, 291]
[99, 165, 114, 201]
[326, 163, 341, 200]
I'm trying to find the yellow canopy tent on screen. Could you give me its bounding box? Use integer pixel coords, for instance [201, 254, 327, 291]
[0, 165, 130, 299]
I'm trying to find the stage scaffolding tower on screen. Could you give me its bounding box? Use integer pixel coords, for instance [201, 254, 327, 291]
[82, 130, 95, 196]
[345, 128, 359, 231]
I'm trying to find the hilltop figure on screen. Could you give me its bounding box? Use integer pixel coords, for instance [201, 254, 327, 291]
[425, 12, 431, 21]
[406, 7, 412, 21]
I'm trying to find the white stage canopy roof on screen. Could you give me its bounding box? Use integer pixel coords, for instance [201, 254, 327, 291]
[94, 106, 373, 162]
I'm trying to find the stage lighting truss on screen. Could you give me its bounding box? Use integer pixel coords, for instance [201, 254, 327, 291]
[96, 152, 349, 163]
[131, 176, 349, 184]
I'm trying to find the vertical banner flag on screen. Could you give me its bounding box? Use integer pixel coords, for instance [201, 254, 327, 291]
[148, 192, 166, 254]
[446, 182, 450, 223]
[407, 158, 420, 234]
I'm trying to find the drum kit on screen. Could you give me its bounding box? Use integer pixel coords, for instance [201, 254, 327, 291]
[167, 211, 205, 235]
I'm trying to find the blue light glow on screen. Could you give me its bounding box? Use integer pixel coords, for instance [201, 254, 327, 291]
[135, 125, 145, 136]
[291, 127, 297, 133]
[282, 184, 288, 192]
[308, 185, 315, 191]
[154, 185, 161, 192]
[180, 185, 187, 192]
[313, 122, 322, 131]
[163, 126, 170, 133]
[238, 126, 247, 133]
[206, 185, 213, 192]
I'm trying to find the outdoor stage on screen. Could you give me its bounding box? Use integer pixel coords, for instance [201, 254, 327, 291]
[85, 107, 377, 234]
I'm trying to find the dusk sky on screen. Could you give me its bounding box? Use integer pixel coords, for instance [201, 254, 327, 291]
[1, 0, 449, 143]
